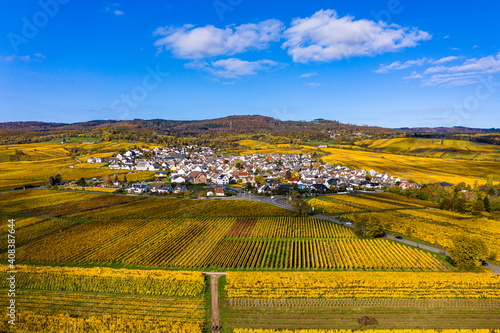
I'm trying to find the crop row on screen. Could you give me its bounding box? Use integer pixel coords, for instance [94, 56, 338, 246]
[206, 238, 443, 270]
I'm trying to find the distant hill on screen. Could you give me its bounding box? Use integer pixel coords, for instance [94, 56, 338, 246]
[400, 126, 500, 134]
[1, 116, 498, 134]
[0, 115, 499, 147]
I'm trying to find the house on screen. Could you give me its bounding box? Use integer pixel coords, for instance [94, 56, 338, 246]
[214, 188, 225, 196]
[312, 184, 328, 192]
[94, 157, 103, 163]
[173, 185, 188, 194]
[87, 157, 94, 163]
[187, 171, 207, 184]
[135, 159, 149, 171]
[257, 184, 272, 194]
[126, 183, 150, 194]
[148, 163, 161, 171]
[172, 176, 186, 184]
[216, 174, 230, 185]
[151, 184, 173, 194]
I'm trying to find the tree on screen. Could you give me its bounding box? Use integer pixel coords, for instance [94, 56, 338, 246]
[47, 176, 55, 186]
[354, 214, 384, 238]
[472, 200, 485, 216]
[244, 181, 253, 192]
[123, 175, 128, 185]
[234, 160, 244, 170]
[54, 174, 62, 184]
[255, 174, 266, 184]
[76, 177, 86, 187]
[103, 175, 112, 187]
[449, 234, 488, 269]
[291, 197, 312, 216]
[483, 196, 490, 212]
[486, 174, 494, 187]
[114, 175, 118, 183]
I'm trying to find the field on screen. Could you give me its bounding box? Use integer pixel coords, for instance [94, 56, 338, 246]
[221, 272, 500, 330]
[356, 138, 500, 160]
[10, 215, 442, 270]
[0, 265, 205, 332]
[0, 190, 442, 270]
[309, 193, 500, 257]
[0, 140, 158, 189]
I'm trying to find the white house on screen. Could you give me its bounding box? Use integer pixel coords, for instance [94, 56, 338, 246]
[216, 174, 230, 185]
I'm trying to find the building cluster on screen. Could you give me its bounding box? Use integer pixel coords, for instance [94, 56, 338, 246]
[88, 146, 419, 195]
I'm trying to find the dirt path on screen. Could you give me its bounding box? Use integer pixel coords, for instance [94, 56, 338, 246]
[203, 272, 226, 333]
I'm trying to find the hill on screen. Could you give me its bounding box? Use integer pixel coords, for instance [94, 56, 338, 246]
[356, 138, 500, 160]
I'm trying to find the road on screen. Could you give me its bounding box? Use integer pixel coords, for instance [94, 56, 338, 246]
[203, 272, 226, 333]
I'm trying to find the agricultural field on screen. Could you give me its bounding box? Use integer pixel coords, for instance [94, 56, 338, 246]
[221, 272, 500, 330]
[225, 271, 500, 299]
[0, 140, 157, 189]
[0, 190, 442, 270]
[233, 328, 499, 333]
[11, 215, 441, 270]
[238, 140, 277, 150]
[309, 193, 500, 258]
[0, 189, 292, 219]
[0, 265, 205, 332]
[320, 146, 500, 186]
[356, 138, 500, 161]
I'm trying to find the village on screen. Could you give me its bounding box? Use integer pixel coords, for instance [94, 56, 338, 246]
[85, 146, 420, 196]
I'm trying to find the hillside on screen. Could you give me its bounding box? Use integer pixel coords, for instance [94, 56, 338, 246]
[356, 138, 500, 160]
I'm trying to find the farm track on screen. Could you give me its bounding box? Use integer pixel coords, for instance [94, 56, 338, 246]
[203, 272, 226, 333]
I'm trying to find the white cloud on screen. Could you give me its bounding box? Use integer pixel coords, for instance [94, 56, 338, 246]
[431, 56, 458, 64]
[377, 52, 500, 87]
[375, 58, 426, 73]
[300, 72, 317, 78]
[186, 58, 279, 78]
[426, 53, 500, 75]
[282, 9, 431, 63]
[104, 3, 124, 16]
[376, 56, 459, 73]
[422, 53, 500, 87]
[1, 54, 44, 62]
[403, 71, 423, 80]
[307, 82, 321, 87]
[154, 19, 284, 59]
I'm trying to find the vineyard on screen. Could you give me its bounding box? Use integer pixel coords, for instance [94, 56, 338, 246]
[225, 271, 500, 299]
[0, 265, 205, 332]
[308, 193, 500, 257]
[10, 215, 444, 270]
[222, 272, 500, 329]
[356, 137, 500, 160]
[233, 328, 500, 333]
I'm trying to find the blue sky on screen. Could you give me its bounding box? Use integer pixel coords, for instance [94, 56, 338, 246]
[1, 0, 499, 128]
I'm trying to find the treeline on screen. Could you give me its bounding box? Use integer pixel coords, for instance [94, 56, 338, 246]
[387, 177, 500, 217]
